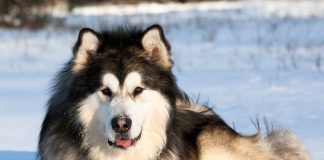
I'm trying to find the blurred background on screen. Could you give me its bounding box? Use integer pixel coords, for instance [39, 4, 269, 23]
[0, 0, 324, 159]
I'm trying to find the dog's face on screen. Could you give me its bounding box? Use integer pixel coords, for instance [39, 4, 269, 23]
[97, 71, 152, 149]
[71, 25, 176, 154]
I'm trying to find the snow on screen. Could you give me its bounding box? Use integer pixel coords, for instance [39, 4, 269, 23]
[0, 151, 35, 160]
[1, 0, 324, 159]
[70, 0, 324, 18]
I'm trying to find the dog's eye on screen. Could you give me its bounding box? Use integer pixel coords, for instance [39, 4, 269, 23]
[101, 88, 112, 97]
[133, 87, 144, 97]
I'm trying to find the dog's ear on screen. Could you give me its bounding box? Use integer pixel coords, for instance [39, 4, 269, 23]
[72, 28, 100, 72]
[142, 25, 172, 70]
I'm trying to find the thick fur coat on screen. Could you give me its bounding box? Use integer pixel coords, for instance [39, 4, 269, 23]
[38, 25, 310, 160]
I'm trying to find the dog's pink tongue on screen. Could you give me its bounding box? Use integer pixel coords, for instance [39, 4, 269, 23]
[116, 139, 131, 148]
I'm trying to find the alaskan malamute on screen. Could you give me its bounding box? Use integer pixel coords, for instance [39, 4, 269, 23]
[38, 25, 310, 160]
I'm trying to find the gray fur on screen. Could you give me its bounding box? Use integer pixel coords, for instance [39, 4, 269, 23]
[266, 129, 311, 160]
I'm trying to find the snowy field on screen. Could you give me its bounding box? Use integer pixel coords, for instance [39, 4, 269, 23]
[1, 0, 324, 159]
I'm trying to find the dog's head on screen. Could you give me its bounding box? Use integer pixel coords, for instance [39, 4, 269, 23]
[71, 25, 176, 155]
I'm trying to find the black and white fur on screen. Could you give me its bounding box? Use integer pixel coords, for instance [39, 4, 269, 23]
[38, 25, 310, 160]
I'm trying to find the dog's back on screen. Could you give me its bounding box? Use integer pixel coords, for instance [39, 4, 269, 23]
[176, 99, 310, 160]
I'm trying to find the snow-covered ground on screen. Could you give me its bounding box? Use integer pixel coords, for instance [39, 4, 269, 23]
[1, 0, 324, 159]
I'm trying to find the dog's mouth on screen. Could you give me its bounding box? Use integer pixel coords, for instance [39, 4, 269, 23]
[108, 132, 142, 149]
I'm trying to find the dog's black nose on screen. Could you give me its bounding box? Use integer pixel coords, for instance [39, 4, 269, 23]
[111, 116, 132, 133]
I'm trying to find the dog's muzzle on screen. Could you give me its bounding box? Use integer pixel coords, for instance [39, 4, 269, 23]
[108, 116, 141, 149]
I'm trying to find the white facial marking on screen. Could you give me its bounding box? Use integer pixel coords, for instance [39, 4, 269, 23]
[124, 72, 142, 94]
[120, 72, 144, 139]
[102, 73, 120, 93]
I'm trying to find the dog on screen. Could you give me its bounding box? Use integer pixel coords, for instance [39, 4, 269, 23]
[38, 24, 310, 160]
